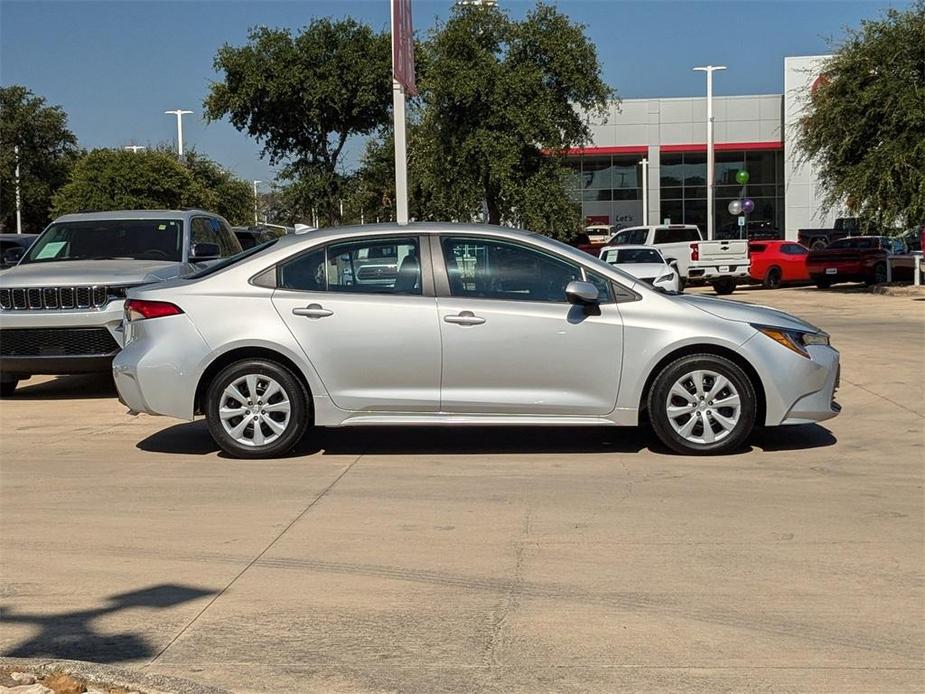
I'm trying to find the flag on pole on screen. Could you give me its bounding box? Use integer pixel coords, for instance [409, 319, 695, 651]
[392, 0, 417, 95]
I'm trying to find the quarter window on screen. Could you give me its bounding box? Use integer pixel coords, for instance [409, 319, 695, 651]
[441, 237, 582, 303]
[584, 270, 614, 303]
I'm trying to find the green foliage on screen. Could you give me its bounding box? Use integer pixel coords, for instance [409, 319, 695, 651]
[204, 18, 392, 224]
[0, 85, 80, 232]
[412, 1, 612, 235]
[51, 148, 253, 224]
[797, 2, 925, 228]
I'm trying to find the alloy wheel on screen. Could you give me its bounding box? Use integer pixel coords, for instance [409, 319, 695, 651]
[219, 374, 291, 447]
[665, 369, 741, 444]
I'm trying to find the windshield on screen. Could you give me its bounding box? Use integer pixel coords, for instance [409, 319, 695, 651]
[602, 248, 663, 264]
[23, 219, 183, 263]
[185, 238, 279, 279]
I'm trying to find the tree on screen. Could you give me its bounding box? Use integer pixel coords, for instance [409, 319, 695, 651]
[412, 2, 613, 235]
[49, 148, 253, 224]
[0, 85, 80, 232]
[796, 2, 925, 229]
[204, 19, 392, 225]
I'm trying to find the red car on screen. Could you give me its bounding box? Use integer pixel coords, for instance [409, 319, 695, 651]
[748, 240, 810, 288]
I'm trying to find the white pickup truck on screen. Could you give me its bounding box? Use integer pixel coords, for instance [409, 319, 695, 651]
[601, 224, 750, 294]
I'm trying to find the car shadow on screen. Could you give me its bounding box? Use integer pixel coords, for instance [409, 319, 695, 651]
[137, 420, 837, 459]
[1, 583, 215, 663]
[6, 373, 117, 400]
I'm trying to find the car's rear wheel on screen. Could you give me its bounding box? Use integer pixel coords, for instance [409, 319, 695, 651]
[648, 354, 756, 455]
[206, 359, 309, 459]
[0, 379, 18, 397]
[869, 262, 888, 285]
[711, 277, 736, 295]
[815, 277, 832, 289]
[763, 266, 782, 289]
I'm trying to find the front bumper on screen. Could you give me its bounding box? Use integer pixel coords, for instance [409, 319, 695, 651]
[739, 333, 841, 426]
[0, 302, 125, 377]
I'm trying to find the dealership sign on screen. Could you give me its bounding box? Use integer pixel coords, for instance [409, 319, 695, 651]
[392, 0, 417, 95]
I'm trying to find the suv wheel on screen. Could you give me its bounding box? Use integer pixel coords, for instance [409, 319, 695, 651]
[763, 267, 782, 289]
[648, 354, 756, 455]
[206, 359, 309, 459]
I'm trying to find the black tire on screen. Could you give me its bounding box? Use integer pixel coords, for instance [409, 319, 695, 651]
[0, 379, 18, 397]
[763, 266, 782, 289]
[205, 359, 309, 459]
[811, 239, 827, 251]
[647, 354, 757, 455]
[712, 277, 736, 295]
[677, 275, 688, 292]
[869, 262, 888, 286]
[815, 277, 832, 289]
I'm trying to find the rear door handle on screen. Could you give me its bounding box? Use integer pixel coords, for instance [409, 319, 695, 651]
[293, 303, 334, 319]
[444, 311, 485, 326]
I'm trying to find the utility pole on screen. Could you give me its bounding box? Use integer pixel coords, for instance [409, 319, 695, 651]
[164, 109, 193, 156]
[124, 145, 146, 153]
[693, 65, 726, 240]
[253, 180, 262, 226]
[640, 157, 649, 226]
[13, 145, 22, 234]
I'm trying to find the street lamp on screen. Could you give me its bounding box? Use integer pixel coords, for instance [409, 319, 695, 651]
[164, 109, 193, 156]
[124, 145, 146, 153]
[640, 157, 649, 226]
[693, 65, 726, 240]
[13, 145, 22, 234]
[253, 180, 262, 226]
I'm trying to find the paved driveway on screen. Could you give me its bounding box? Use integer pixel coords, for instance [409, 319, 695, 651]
[1, 287, 922, 693]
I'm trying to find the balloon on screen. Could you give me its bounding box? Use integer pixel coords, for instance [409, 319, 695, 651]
[736, 170, 750, 185]
[741, 198, 755, 214]
[728, 199, 742, 215]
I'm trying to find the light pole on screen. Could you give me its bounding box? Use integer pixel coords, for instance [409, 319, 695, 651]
[13, 145, 22, 234]
[164, 109, 193, 156]
[640, 157, 649, 226]
[252, 180, 262, 225]
[124, 145, 146, 153]
[693, 65, 726, 240]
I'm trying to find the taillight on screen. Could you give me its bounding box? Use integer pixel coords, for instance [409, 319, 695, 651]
[125, 299, 184, 321]
[690, 242, 700, 261]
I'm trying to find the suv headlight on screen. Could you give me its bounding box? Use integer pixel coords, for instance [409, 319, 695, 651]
[753, 325, 830, 358]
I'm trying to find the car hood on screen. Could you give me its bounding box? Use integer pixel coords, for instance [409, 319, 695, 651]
[675, 293, 820, 333]
[0, 259, 184, 287]
[613, 263, 670, 279]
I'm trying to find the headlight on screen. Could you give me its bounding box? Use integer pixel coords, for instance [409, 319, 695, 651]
[753, 325, 830, 358]
[656, 272, 675, 283]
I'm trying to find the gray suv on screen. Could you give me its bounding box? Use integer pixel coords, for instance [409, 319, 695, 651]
[0, 209, 242, 395]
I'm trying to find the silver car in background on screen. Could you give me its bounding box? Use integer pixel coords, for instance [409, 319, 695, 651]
[113, 223, 841, 458]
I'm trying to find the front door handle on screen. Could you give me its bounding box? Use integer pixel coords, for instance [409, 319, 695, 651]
[293, 303, 334, 319]
[444, 311, 485, 326]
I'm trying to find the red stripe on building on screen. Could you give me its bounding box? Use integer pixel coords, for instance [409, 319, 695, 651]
[660, 141, 784, 153]
[557, 145, 649, 156]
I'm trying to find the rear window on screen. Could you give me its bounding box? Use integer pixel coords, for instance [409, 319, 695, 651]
[609, 228, 648, 245]
[653, 227, 700, 244]
[826, 238, 854, 249]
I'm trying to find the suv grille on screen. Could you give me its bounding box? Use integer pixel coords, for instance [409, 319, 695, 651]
[0, 328, 120, 357]
[0, 286, 111, 311]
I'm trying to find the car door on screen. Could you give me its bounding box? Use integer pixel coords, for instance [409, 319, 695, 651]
[434, 235, 623, 416]
[781, 243, 810, 281]
[271, 234, 442, 412]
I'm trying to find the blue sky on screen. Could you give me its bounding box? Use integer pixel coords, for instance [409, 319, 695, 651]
[0, 0, 906, 183]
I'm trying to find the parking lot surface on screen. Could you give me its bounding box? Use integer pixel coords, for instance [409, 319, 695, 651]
[1, 287, 923, 693]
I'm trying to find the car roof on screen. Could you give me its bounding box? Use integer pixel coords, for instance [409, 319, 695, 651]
[600, 244, 661, 252]
[52, 209, 217, 223]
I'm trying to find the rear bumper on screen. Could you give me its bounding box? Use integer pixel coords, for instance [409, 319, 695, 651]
[688, 265, 750, 281]
[0, 354, 115, 376]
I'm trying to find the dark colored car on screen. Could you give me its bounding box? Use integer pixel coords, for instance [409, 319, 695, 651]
[233, 226, 284, 250]
[0, 234, 38, 269]
[566, 232, 609, 257]
[805, 236, 900, 288]
[748, 240, 810, 288]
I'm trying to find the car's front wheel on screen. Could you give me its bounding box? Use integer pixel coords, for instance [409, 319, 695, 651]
[648, 354, 756, 455]
[205, 359, 309, 459]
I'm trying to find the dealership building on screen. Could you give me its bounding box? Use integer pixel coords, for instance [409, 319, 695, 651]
[564, 55, 837, 241]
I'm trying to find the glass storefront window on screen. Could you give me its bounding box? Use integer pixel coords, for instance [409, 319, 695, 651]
[660, 154, 683, 187]
[581, 157, 613, 190]
[683, 153, 706, 186]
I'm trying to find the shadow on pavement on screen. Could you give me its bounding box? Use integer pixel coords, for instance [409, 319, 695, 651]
[7, 373, 116, 400]
[0, 584, 215, 663]
[137, 420, 836, 458]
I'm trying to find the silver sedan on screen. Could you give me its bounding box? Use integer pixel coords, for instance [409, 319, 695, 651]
[113, 223, 841, 458]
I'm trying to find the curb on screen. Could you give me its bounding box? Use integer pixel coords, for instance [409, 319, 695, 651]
[0, 658, 230, 694]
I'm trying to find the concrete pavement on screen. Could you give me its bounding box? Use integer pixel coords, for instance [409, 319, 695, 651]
[1, 287, 922, 692]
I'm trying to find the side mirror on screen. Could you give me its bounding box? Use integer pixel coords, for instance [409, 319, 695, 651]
[565, 280, 599, 306]
[190, 242, 221, 261]
[2, 247, 25, 266]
